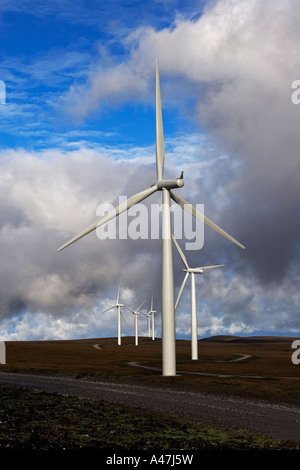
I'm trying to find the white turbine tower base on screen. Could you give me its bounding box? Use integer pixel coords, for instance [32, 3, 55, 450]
[58, 60, 245, 376]
[173, 235, 224, 361]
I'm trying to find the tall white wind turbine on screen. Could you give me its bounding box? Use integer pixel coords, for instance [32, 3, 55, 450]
[173, 234, 224, 360]
[100, 285, 129, 346]
[58, 60, 245, 376]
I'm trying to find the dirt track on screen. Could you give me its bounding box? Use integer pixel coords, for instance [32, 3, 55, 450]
[0, 371, 299, 443]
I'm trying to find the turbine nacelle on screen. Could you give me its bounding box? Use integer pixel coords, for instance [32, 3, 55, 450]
[184, 267, 204, 274]
[153, 171, 184, 190]
[183, 265, 224, 275]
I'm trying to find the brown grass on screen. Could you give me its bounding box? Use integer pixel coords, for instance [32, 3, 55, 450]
[2, 335, 300, 404]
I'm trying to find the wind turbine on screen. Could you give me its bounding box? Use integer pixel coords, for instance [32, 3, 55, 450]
[146, 294, 157, 341]
[126, 302, 145, 346]
[100, 285, 129, 346]
[58, 59, 245, 376]
[172, 234, 224, 360]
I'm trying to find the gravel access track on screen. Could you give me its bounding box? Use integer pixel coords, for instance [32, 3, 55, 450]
[0, 371, 299, 443]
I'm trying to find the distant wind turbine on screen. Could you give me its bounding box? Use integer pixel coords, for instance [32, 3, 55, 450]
[58, 60, 245, 376]
[126, 302, 145, 346]
[99, 285, 130, 346]
[146, 294, 157, 341]
[172, 234, 224, 360]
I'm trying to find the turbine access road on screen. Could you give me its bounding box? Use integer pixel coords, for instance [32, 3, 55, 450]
[0, 371, 299, 443]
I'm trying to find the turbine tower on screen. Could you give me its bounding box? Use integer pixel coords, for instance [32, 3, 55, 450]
[99, 285, 129, 346]
[126, 302, 145, 346]
[146, 294, 157, 341]
[173, 234, 224, 360]
[58, 60, 245, 376]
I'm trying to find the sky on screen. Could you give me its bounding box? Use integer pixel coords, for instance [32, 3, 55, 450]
[0, 0, 300, 342]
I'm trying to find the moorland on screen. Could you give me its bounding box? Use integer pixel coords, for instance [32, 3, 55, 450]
[0, 335, 299, 452]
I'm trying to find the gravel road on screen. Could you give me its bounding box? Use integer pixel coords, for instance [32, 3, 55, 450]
[0, 371, 299, 443]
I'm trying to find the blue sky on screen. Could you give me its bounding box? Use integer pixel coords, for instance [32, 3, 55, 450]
[1, 1, 202, 150]
[1, 0, 300, 343]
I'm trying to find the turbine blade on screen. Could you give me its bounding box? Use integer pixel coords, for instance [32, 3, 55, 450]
[202, 264, 224, 271]
[156, 59, 165, 180]
[58, 185, 158, 251]
[117, 284, 121, 304]
[170, 191, 245, 250]
[123, 305, 135, 314]
[136, 301, 145, 312]
[175, 272, 189, 310]
[120, 309, 126, 323]
[192, 265, 224, 274]
[99, 305, 115, 314]
[172, 234, 189, 270]
[124, 301, 145, 315]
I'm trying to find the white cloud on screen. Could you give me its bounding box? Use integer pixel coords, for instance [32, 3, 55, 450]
[62, 1, 299, 117]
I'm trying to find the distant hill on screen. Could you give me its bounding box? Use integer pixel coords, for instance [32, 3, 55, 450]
[200, 335, 295, 343]
[200, 335, 241, 342]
